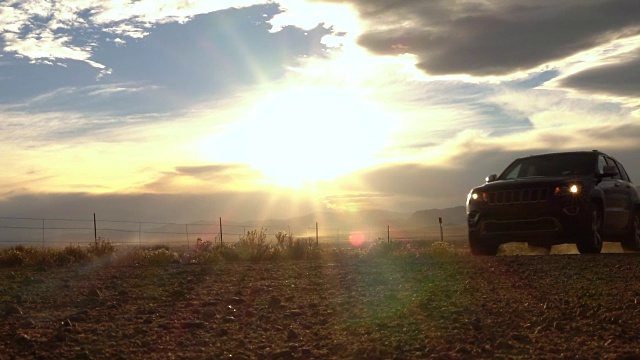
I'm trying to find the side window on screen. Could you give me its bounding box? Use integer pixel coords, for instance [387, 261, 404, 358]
[605, 157, 622, 180]
[614, 159, 631, 182]
[597, 156, 608, 175]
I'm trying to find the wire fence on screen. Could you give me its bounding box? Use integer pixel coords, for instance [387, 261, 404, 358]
[0, 214, 468, 249]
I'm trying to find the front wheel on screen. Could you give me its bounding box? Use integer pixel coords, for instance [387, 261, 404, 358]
[469, 229, 498, 256]
[576, 203, 603, 254]
[621, 210, 640, 252]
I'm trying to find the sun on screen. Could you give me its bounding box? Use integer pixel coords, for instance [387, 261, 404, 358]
[211, 86, 394, 188]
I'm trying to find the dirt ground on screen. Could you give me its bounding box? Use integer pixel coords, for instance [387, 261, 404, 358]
[2, 253, 640, 359]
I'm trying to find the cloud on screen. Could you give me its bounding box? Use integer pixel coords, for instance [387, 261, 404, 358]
[0, 191, 319, 224]
[319, 0, 640, 77]
[323, 192, 390, 211]
[0, 4, 335, 115]
[338, 119, 640, 210]
[558, 48, 640, 98]
[141, 164, 262, 193]
[0, 0, 268, 66]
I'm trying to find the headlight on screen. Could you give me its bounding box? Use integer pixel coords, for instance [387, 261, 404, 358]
[554, 184, 581, 196]
[467, 191, 486, 203]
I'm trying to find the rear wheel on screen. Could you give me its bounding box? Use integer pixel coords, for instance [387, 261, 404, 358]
[576, 203, 603, 254]
[469, 229, 498, 256]
[621, 210, 640, 252]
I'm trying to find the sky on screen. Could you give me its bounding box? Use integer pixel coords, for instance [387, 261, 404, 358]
[0, 0, 639, 224]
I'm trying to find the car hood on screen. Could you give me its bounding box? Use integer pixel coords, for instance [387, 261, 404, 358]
[474, 176, 585, 191]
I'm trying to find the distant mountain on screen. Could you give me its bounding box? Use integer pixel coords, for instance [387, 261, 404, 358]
[408, 206, 466, 227]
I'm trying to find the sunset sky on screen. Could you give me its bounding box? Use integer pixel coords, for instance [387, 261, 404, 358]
[1, 0, 639, 223]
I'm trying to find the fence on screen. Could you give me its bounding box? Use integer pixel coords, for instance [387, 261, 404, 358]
[0, 214, 468, 249]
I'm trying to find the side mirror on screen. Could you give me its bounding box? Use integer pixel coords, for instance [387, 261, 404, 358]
[601, 165, 618, 178]
[485, 174, 497, 183]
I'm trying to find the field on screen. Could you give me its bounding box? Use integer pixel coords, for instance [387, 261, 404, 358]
[2, 241, 640, 359]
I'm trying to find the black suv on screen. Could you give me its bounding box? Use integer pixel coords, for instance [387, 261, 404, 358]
[466, 150, 640, 255]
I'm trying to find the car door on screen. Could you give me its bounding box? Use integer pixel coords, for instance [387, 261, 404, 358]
[600, 156, 632, 230]
[611, 158, 636, 228]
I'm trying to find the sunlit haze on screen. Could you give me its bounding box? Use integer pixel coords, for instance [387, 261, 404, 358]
[1, 0, 639, 223]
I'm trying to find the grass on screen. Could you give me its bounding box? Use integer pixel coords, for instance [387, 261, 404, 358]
[0, 233, 466, 268]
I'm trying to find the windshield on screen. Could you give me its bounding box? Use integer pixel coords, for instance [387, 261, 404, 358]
[499, 153, 597, 180]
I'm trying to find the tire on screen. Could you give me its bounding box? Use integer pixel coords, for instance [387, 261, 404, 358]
[621, 210, 640, 252]
[576, 203, 603, 254]
[469, 229, 498, 256]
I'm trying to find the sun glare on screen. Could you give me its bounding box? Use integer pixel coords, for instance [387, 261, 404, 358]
[206, 86, 393, 188]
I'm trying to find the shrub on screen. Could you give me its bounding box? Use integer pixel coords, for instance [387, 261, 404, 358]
[63, 245, 91, 264]
[288, 237, 316, 260]
[33, 249, 56, 267]
[54, 252, 75, 266]
[273, 231, 319, 260]
[235, 229, 271, 261]
[0, 249, 25, 267]
[190, 249, 220, 264]
[87, 237, 115, 257]
[145, 244, 171, 251]
[274, 231, 292, 251]
[195, 238, 214, 252]
[140, 249, 179, 266]
[219, 243, 240, 261]
[427, 241, 456, 257]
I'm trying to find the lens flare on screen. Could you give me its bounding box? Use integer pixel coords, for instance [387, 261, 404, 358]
[349, 231, 365, 247]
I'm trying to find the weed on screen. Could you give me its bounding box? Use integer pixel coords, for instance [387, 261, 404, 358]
[235, 229, 271, 261]
[145, 244, 171, 251]
[427, 241, 456, 257]
[88, 236, 116, 257]
[140, 249, 179, 266]
[63, 245, 91, 264]
[195, 238, 214, 252]
[0, 249, 25, 267]
[219, 243, 240, 261]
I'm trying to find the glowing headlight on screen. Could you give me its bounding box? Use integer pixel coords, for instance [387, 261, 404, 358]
[467, 192, 486, 203]
[555, 184, 581, 195]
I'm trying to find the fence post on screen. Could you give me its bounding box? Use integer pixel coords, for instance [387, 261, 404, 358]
[185, 224, 190, 249]
[439, 217, 444, 242]
[139, 222, 142, 247]
[93, 213, 97, 241]
[316, 222, 318, 247]
[42, 219, 45, 248]
[388, 225, 390, 244]
[219, 217, 223, 246]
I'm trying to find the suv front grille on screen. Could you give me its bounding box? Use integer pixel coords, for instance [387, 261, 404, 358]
[487, 188, 550, 205]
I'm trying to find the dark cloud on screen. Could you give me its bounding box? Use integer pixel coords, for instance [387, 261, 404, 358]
[558, 50, 640, 97]
[320, 0, 640, 76]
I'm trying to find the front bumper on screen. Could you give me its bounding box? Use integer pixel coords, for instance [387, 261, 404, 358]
[467, 196, 589, 245]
